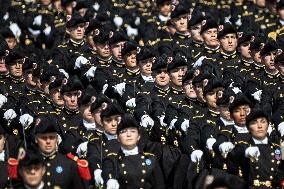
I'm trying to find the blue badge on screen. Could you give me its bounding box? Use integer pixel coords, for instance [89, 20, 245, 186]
[56, 166, 63, 174]
[275, 149, 281, 155]
[145, 159, 151, 166]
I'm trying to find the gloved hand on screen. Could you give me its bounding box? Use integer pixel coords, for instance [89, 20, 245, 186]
[74, 56, 89, 69]
[126, 98, 136, 108]
[28, 28, 41, 37]
[158, 115, 167, 127]
[245, 146, 260, 159]
[107, 179, 119, 189]
[113, 16, 123, 27]
[219, 142, 234, 154]
[85, 66, 97, 81]
[76, 141, 88, 157]
[57, 134, 62, 145]
[140, 115, 154, 128]
[181, 119, 190, 132]
[19, 114, 34, 128]
[43, 26, 51, 36]
[134, 17, 140, 26]
[0, 94, 7, 108]
[278, 122, 284, 137]
[112, 82, 126, 96]
[169, 119, 177, 129]
[3, 109, 17, 121]
[193, 56, 205, 68]
[190, 150, 203, 163]
[93, 2, 100, 11]
[58, 69, 69, 79]
[102, 84, 109, 94]
[232, 86, 242, 94]
[94, 169, 104, 186]
[9, 23, 21, 38]
[206, 138, 216, 150]
[126, 25, 138, 37]
[33, 15, 42, 26]
[251, 90, 262, 102]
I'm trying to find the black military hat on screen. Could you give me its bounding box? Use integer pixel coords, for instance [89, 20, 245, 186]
[192, 71, 212, 86]
[109, 30, 128, 46]
[156, 0, 171, 6]
[121, 41, 138, 58]
[66, 13, 85, 28]
[188, 9, 204, 27]
[85, 19, 102, 36]
[167, 53, 187, 72]
[182, 69, 194, 84]
[246, 108, 269, 127]
[90, 93, 112, 113]
[5, 50, 25, 66]
[78, 85, 97, 107]
[117, 113, 140, 134]
[277, 0, 284, 9]
[0, 27, 15, 39]
[275, 51, 284, 64]
[18, 148, 44, 168]
[152, 55, 168, 72]
[237, 25, 254, 47]
[216, 88, 235, 107]
[171, 4, 188, 19]
[61, 0, 74, 7]
[0, 123, 5, 135]
[158, 43, 173, 56]
[202, 77, 223, 96]
[260, 39, 280, 56]
[249, 33, 266, 51]
[39, 65, 60, 84]
[217, 23, 237, 39]
[101, 102, 124, 119]
[200, 18, 218, 34]
[229, 93, 252, 113]
[49, 78, 66, 91]
[75, 0, 90, 10]
[137, 46, 156, 62]
[34, 116, 60, 135]
[61, 75, 83, 93]
[22, 58, 37, 72]
[0, 40, 9, 57]
[92, 26, 112, 44]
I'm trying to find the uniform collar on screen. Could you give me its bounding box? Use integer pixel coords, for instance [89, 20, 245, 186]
[64, 106, 79, 114]
[112, 58, 125, 67]
[264, 68, 279, 77]
[8, 74, 25, 83]
[234, 125, 248, 133]
[141, 74, 154, 82]
[0, 151, 5, 161]
[42, 151, 57, 160]
[220, 117, 234, 126]
[204, 45, 220, 54]
[221, 51, 237, 59]
[121, 146, 139, 156]
[175, 31, 190, 39]
[104, 131, 117, 140]
[126, 68, 140, 76]
[170, 86, 184, 94]
[253, 137, 268, 144]
[69, 39, 85, 47]
[97, 56, 112, 64]
[242, 58, 254, 65]
[83, 120, 96, 130]
[24, 182, 44, 189]
[208, 109, 220, 117]
[154, 85, 169, 94]
[158, 13, 170, 22]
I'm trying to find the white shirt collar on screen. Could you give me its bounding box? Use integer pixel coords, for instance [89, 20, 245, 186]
[220, 117, 235, 126]
[234, 125, 249, 133]
[25, 182, 44, 189]
[0, 151, 4, 161]
[253, 137, 268, 144]
[280, 19, 284, 26]
[121, 146, 139, 156]
[158, 14, 170, 22]
[104, 131, 117, 140]
[141, 74, 154, 82]
[83, 120, 96, 131]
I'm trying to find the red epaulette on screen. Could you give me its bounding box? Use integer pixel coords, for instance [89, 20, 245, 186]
[8, 158, 18, 180]
[67, 153, 91, 181]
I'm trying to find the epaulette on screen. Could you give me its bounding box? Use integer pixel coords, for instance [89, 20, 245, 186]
[107, 153, 117, 157]
[66, 153, 91, 181]
[58, 44, 67, 48]
[8, 158, 18, 179]
[143, 152, 155, 156]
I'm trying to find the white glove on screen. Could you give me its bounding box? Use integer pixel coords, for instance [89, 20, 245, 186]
[193, 56, 205, 68]
[93, 2, 100, 11]
[106, 179, 119, 189]
[268, 123, 273, 135]
[76, 141, 88, 157]
[126, 25, 138, 37]
[169, 118, 177, 129]
[28, 28, 41, 37]
[9, 23, 21, 37]
[113, 16, 123, 27]
[3, 12, 9, 20]
[251, 90, 262, 102]
[219, 142, 235, 154]
[102, 84, 108, 94]
[190, 150, 203, 163]
[112, 82, 126, 96]
[181, 119, 190, 132]
[0, 94, 7, 108]
[33, 15, 42, 26]
[94, 169, 104, 186]
[85, 66, 97, 81]
[3, 109, 17, 121]
[245, 146, 260, 159]
[232, 86, 242, 94]
[126, 98, 136, 108]
[278, 122, 284, 137]
[158, 115, 167, 127]
[74, 56, 89, 69]
[59, 69, 69, 79]
[235, 18, 242, 27]
[43, 26, 51, 36]
[140, 115, 154, 128]
[19, 114, 34, 128]
[206, 138, 217, 151]
[134, 17, 140, 26]
[57, 134, 62, 145]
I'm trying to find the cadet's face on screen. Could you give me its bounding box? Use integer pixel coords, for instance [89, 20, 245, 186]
[24, 71, 37, 87]
[68, 24, 85, 41]
[278, 9, 284, 20]
[194, 83, 206, 102]
[262, 51, 277, 70]
[256, 0, 265, 8]
[20, 164, 46, 188]
[80, 104, 95, 123]
[125, 52, 137, 68]
[250, 50, 262, 63]
[0, 57, 7, 73]
[159, 2, 171, 16]
[50, 88, 64, 107]
[102, 115, 121, 135]
[78, 8, 87, 17]
[220, 34, 237, 53]
[190, 24, 203, 42]
[220, 106, 232, 121]
[118, 127, 140, 150]
[41, 0, 51, 5]
[54, 0, 63, 11]
[239, 42, 251, 59]
[202, 28, 219, 47]
[183, 80, 197, 98]
[170, 66, 187, 87]
[276, 63, 284, 75]
[9, 59, 23, 77]
[36, 133, 58, 155]
[231, 105, 251, 126]
[111, 42, 125, 61]
[0, 135, 5, 153]
[92, 108, 102, 126]
[172, 15, 188, 32]
[139, 59, 153, 76]
[65, 4, 73, 15]
[248, 117, 268, 140]
[5, 38, 16, 50]
[204, 88, 223, 110]
[155, 69, 170, 87]
[96, 42, 111, 58]
[63, 91, 79, 110]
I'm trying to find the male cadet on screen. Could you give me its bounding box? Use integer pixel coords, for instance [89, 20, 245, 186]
[155, 0, 172, 29]
[0, 39, 9, 80]
[0, 27, 18, 50]
[248, 33, 266, 72]
[33, 115, 85, 188]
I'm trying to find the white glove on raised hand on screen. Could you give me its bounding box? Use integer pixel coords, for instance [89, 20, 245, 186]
[126, 25, 138, 37]
[190, 150, 203, 163]
[59, 69, 69, 79]
[28, 28, 41, 36]
[278, 122, 284, 137]
[181, 119, 190, 132]
[76, 141, 88, 157]
[85, 66, 97, 81]
[93, 2, 100, 11]
[19, 114, 34, 128]
[43, 26, 51, 36]
[140, 115, 154, 128]
[57, 134, 62, 145]
[206, 138, 217, 151]
[169, 119, 177, 130]
[193, 56, 205, 68]
[158, 115, 167, 127]
[251, 90, 262, 102]
[232, 86, 242, 94]
[245, 146, 260, 159]
[107, 179, 119, 189]
[74, 56, 89, 69]
[33, 15, 42, 26]
[113, 82, 126, 96]
[4, 109, 17, 121]
[219, 142, 235, 154]
[126, 98, 136, 108]
[94, 169, 104, 186]
[0, 94, 7, 108]
[9, 23, 21, 38]
[113, 16, 123, 27]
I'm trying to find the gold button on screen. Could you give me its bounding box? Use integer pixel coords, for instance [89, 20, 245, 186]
[272, 160, 275, 163]
[271, 168, 274, 171]
[105, 149, 108, 152]
[256, 166, 259, 169]
[123, 171, 127, 174]
[47, 172, 51, 176]
[141, 156, 145, 159]
[47, 182, 51, 186]
[142, 163, 145, 166]
[141, 179, 145, 182]
[142, 170, 146, 174]
[125, 180, 128, 183]
[257, 175, 260, 178]
[270, 176, 273, 179]
[121, 164, 125, 167]
[47, 163, 51, 167]
[271, 153, 275, 156]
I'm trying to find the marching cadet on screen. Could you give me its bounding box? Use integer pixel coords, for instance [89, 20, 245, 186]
[33, 115, 85, 188]
[0, 27, 18, 50]
[102, 114, 165, 189]
[249, 33, 266, 72]
[0, 39, 9, 80]
[155, 0, 172, 29]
